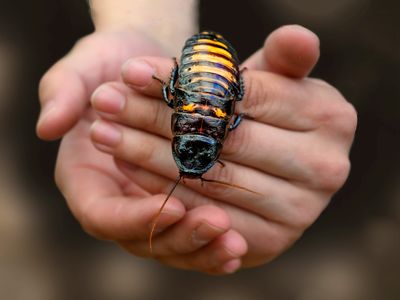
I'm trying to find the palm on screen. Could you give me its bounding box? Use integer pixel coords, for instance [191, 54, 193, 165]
[44, 26, 355, 273]
[60, 107, 289, 267]
[53, 31, 182, 239]
[56, 31, 310, 267]
[58, 108, 145, 199]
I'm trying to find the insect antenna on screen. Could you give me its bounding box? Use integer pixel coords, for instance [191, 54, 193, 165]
[149, 175, 182, 254]
[200, 177, 262, 196]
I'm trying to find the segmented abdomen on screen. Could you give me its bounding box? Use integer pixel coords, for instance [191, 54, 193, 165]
[179, 31, 241, 104]
[173, 31, 241, 142]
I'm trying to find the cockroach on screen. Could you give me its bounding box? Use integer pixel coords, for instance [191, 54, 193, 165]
[150, 31, 257, 252]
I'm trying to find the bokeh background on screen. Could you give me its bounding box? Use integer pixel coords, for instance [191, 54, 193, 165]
[1, 0, 399, 299]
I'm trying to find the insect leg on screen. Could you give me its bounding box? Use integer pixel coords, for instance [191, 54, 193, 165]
[169, 57, 179, 94]
[152, 75, 174, 108]
[216, 160, 226, 168]
[229, 113, 246, 131]
[237, 67, 247, 101]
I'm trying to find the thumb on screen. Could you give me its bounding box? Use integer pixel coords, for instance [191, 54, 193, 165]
[242, 25, 320, 78]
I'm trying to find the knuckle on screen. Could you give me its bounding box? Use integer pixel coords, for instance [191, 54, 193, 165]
[72, 34, 101, 54]
[307, 154, 351, 192]
[223, 122, 250, 158]
[310, 95, 344, 128]
[307, 81, 358, 138]
[74, 35, 91, 48]
[339, 102, 358, 138]
[132, 96, 170, 137]
[116, 131, 157, 165]
[241, 71, 273, 116]
[242, 72, 291, 125]
[317, 101, 357, 139]
[292, 212, 315, 232]
[307, 77, 331, 89]
[77, 202, 107, 239]
[290, 197, 327, 231]
[149, 100, 167, 132]
[38, 67, 56, 101]
[139, 98, 160, 128]
[130, 138, 156, 164]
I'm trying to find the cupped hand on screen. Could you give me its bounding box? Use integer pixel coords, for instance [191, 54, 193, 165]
[89, 25, 357, 273]
[51, 25, 357, 274]
[37, 29, 168, 140]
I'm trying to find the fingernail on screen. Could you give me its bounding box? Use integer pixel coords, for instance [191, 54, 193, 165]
[221, 259, 241, 274]
[122, 59, 155, 87]
[91, 120, 121, 148]
[192, 222, 225, 247]
[92, 86, 125, 114]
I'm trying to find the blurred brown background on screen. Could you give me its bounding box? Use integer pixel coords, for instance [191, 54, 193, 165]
[0, 0, 399, 299]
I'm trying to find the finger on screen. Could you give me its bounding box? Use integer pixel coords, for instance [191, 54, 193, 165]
[121, 56, 176, 98]
[125, 205, 231, 257]
[75, 192, 186, 242]
[120, 25, 320, 102]
[90, 118, 337, 220]
[159, 229, 248, 274]
[37, 34, 126, 140]
[91, 82, 172, 138]
[115, 159, 330, 250]
[237, 70, 356, 138]
[122, 229, 247, 274]
[56, 115, 186, 241]
[115, 162, 319, 270]
[37, 58, 92, 140]
[91, 82, 352, 191]
[37, 42, 113, 141]
[242, 25, 320, 77]
[117, 57, 351, 134]
[92, 77, 353, 145]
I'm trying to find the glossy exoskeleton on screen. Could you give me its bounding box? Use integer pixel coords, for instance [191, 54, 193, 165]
[150, 31, 249, 252]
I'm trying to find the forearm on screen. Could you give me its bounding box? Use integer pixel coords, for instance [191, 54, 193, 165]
[88, 0, 198, 54]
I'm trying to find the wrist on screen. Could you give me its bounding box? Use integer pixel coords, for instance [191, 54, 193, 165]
[88, 0, 198, 55]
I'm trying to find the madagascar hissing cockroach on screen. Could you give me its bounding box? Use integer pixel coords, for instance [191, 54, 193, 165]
[150, 31, 258, 252]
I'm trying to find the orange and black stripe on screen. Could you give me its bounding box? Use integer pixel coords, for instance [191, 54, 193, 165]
[149, 32, 251, 252]
[172, 31, 243, 142]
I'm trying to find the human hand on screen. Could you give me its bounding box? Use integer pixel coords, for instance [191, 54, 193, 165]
[36, 29, 186, 255]
[37, 30, 168, 140]
[64, 25, 357, 274]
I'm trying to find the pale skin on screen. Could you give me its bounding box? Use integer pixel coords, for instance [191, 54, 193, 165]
[37, 1, 357, 275]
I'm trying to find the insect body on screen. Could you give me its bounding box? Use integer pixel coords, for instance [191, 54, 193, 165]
[161, 31, 244, 176]
[150, 31, 249, 252]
